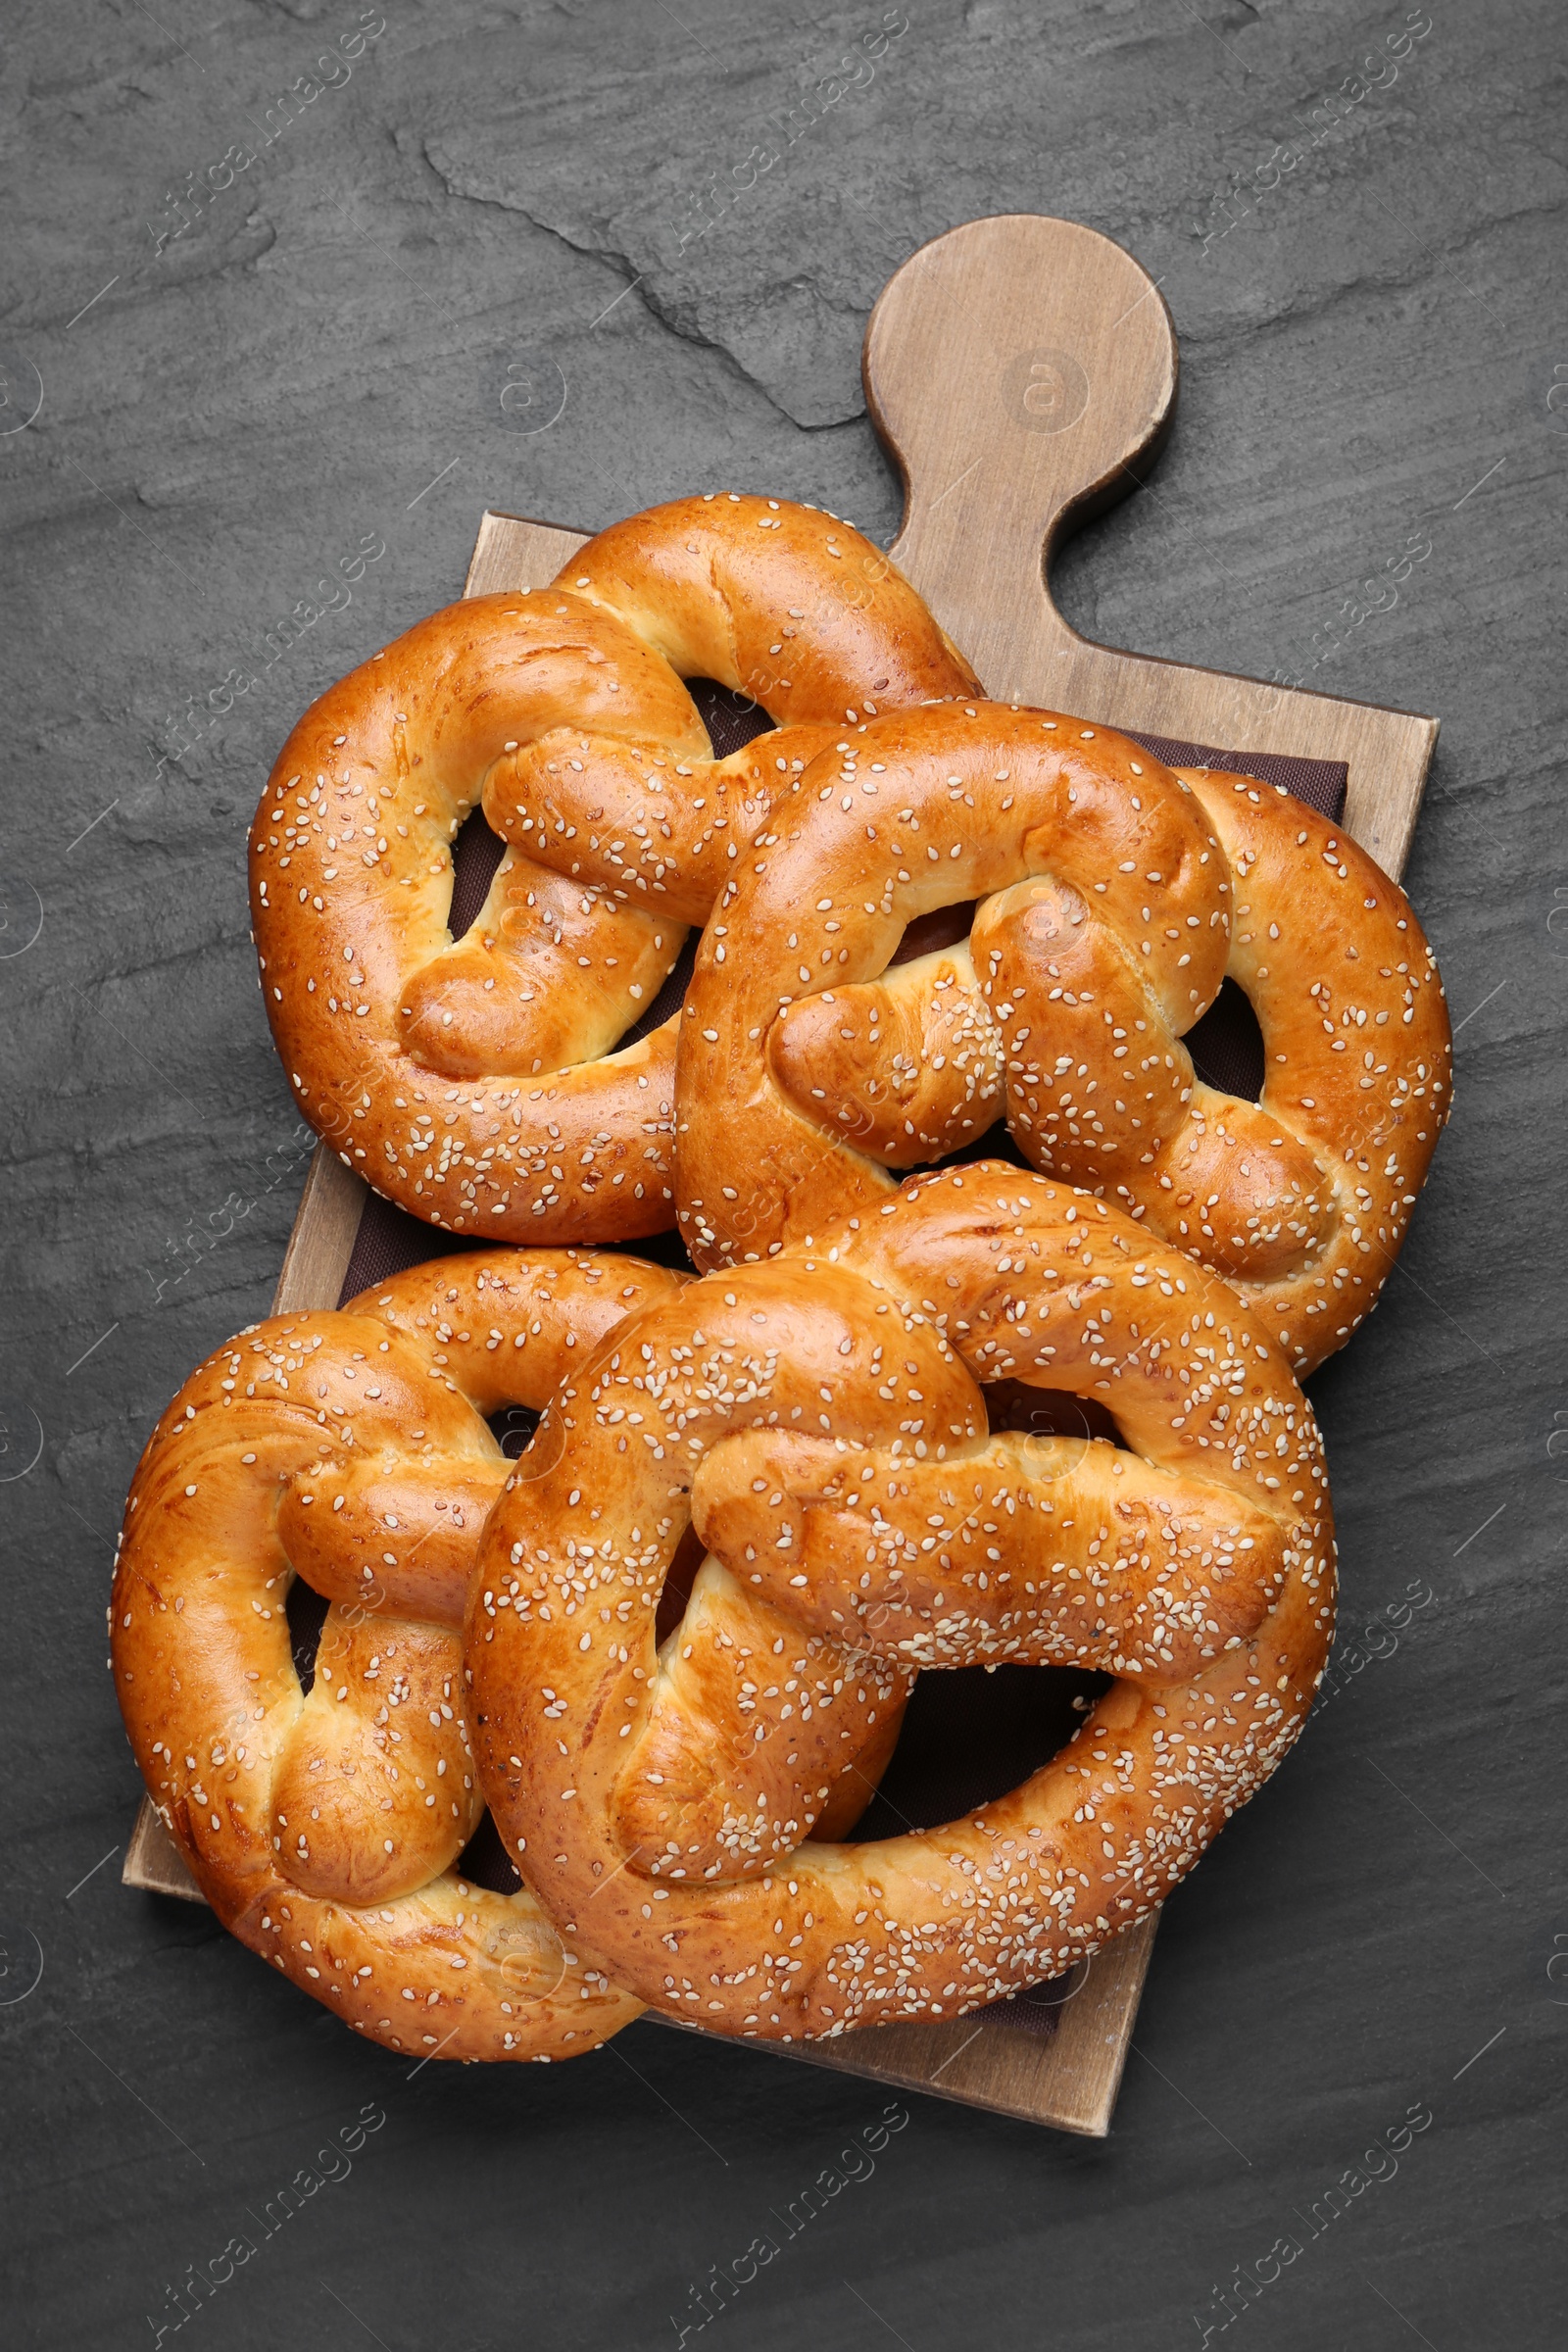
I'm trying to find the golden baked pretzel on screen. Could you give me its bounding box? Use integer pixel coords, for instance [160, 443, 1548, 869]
[251, 495, 978, 1243]
[674, 705, 1449, 1371]
[466, 1165, 1335, 2040]
[111, 1249, 688, 2063]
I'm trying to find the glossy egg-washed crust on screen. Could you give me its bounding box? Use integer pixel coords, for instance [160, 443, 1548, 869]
[249, 495, 978, 1246]
[467, 1165, 1336, 2042]
[672, 706, 1450, 1374]
[110, 1250, 695, 2063]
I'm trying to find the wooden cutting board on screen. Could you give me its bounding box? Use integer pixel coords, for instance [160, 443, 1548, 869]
[122, 214, 1439, 2135]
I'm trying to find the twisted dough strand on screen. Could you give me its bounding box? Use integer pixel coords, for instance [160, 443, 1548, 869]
[113, 1250, 684, 2061]
[468, 1166, 1335, 2040]
[252, 496, 977, 1243]
[675, 706, 1449, 1371]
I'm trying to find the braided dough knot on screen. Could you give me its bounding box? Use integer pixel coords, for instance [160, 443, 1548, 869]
[468, 1166, 1336, 2040]
[112, 1249, 686, 2061]
[252, 495, 977, 1244]
[675, 706, 1450, 1371]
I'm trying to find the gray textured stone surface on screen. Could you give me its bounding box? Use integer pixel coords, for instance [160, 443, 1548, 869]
[2, 0, 1564, 2344]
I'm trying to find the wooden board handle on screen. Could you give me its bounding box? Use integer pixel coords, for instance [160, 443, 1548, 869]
[865, 213, 1177, 699]
[863, 211, 1438, 883]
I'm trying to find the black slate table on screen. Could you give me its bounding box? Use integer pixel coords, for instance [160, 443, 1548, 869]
[2, 2, 1563, 2346]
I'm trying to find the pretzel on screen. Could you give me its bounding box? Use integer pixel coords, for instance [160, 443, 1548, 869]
[466, 1165, 1335, 2040]
[111, 1249, 690, 2063]
[674, 705, 1449, 1372]
[251, 495, 978, 1244]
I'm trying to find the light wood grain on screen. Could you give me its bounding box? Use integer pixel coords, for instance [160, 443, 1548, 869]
[865, 214, 1437, 882]
[464, 510, 588, 597]
[695, 1912, 1158, 2134]
[124, 1794, 205, 1903]
[125, 213, 1443, 2131]
[270, 1142, 368, 1314]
